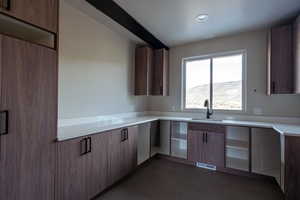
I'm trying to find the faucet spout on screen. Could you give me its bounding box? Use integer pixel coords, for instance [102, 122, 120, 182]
[204, 99, 213, 119]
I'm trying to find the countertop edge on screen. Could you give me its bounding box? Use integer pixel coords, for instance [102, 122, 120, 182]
[57, 117, 300, 142]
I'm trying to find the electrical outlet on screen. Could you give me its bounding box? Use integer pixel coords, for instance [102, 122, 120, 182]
[171, 106, 176, 111]
[253, 107, 263, 115]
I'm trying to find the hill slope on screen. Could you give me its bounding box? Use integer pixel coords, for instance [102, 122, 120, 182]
[186, 81, 242, 110]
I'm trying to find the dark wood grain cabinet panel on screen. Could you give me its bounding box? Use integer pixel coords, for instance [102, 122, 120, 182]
[108, 127, 138, 185]
[0, 0, 58, 32]
[57, 127, 137, 200]
[135, 46, 169, 96]
[187, 130, 204, 162]
[187, 123, 225, 167]
[123, 126, 138, 174]
[57, 137, 90, 200]
[135, 46, 153, 95]
[203, 132, 225, 167]
[108, 129, 124, 186]
[294, 16, 300, 94]
[285, 136, 300, 200]
[89, 132, 110, 198]
[153, 48, 169, 96]
[58, 132, 110, 200]
[0, 35, 57, 200]
[268, 24, 294, 94]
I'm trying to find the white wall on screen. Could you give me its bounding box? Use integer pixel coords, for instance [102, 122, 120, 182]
[148, 30, 300, 117]
[58, 1, 147, 119]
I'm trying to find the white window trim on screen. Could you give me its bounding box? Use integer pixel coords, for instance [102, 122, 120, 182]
[181, 49, 247, 114]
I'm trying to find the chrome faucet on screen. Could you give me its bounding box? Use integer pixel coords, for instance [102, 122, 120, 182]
[204, 99, 213, 119]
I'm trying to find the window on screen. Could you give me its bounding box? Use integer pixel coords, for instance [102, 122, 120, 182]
[183, 51, 245, 111]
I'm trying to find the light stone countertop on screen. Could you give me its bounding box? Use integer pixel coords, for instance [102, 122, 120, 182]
[57, 115, 300, 141]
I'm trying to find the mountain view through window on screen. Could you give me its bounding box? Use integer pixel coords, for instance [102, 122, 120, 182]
[185, 53, 243, 110]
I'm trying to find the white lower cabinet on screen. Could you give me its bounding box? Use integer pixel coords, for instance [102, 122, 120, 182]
[251, 128, 281, 185]
[138, 123, 151, 165]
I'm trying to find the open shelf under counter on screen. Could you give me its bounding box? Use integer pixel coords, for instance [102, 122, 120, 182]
[171, 138, 187, 159]
[171, 121, 187, 139]
[226, 139, 249, 151]
[226, 156, 249, 172]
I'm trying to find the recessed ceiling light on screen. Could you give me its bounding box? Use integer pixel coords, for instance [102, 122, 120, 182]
[196, 14, 208, 22]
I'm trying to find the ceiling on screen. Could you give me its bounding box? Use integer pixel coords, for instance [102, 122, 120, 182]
[113, 0, 300, 47]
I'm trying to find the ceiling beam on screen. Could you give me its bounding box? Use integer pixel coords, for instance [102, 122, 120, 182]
[86, 0, 169, 50]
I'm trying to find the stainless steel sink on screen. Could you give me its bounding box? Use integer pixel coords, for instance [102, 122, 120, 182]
[191, 118, 223, 122]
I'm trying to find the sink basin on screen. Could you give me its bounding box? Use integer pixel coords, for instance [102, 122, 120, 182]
[192, 118, 223, 122]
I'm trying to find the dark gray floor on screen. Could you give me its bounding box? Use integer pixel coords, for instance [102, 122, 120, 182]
[96, 158, 284, 200]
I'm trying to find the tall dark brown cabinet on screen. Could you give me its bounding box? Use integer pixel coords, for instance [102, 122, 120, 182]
[285, 136, 300, 200]
[0, 0, 58, 32]
[0, 35, 57, 200]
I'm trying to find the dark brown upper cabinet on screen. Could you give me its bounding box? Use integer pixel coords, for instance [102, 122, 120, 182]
[294, 16, 300, 94]
[135, 46, 169, 96]
[187, 123, 225, 168]
[267, 15, 300, 95]
[0, 0, 58, 33]
[135, 46, 153, 96]
[152, 48, 169, 96]
[268, 24, 294, 95]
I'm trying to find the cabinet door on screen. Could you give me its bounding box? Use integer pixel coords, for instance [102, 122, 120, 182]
[187, 130, 205, 163]
[0, 0, 58, 32]
[0, 35, 57, 200]
[153, 48, 169, 96]
[203, 132, 225, 167]
[108, 129, 123, 186]
[89, 132, 110, 198]
[138, 123, 151, 165]
[122, 126, 138, 174]
[57, 137, 89, 200]
[135, 46, 153, 95]
[294, 16, 300, 94]
[268, 24, 294, 94]
[285, 136, 300, 200]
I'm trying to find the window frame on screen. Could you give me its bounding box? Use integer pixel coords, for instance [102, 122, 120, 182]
[181, 50, 247, 113]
